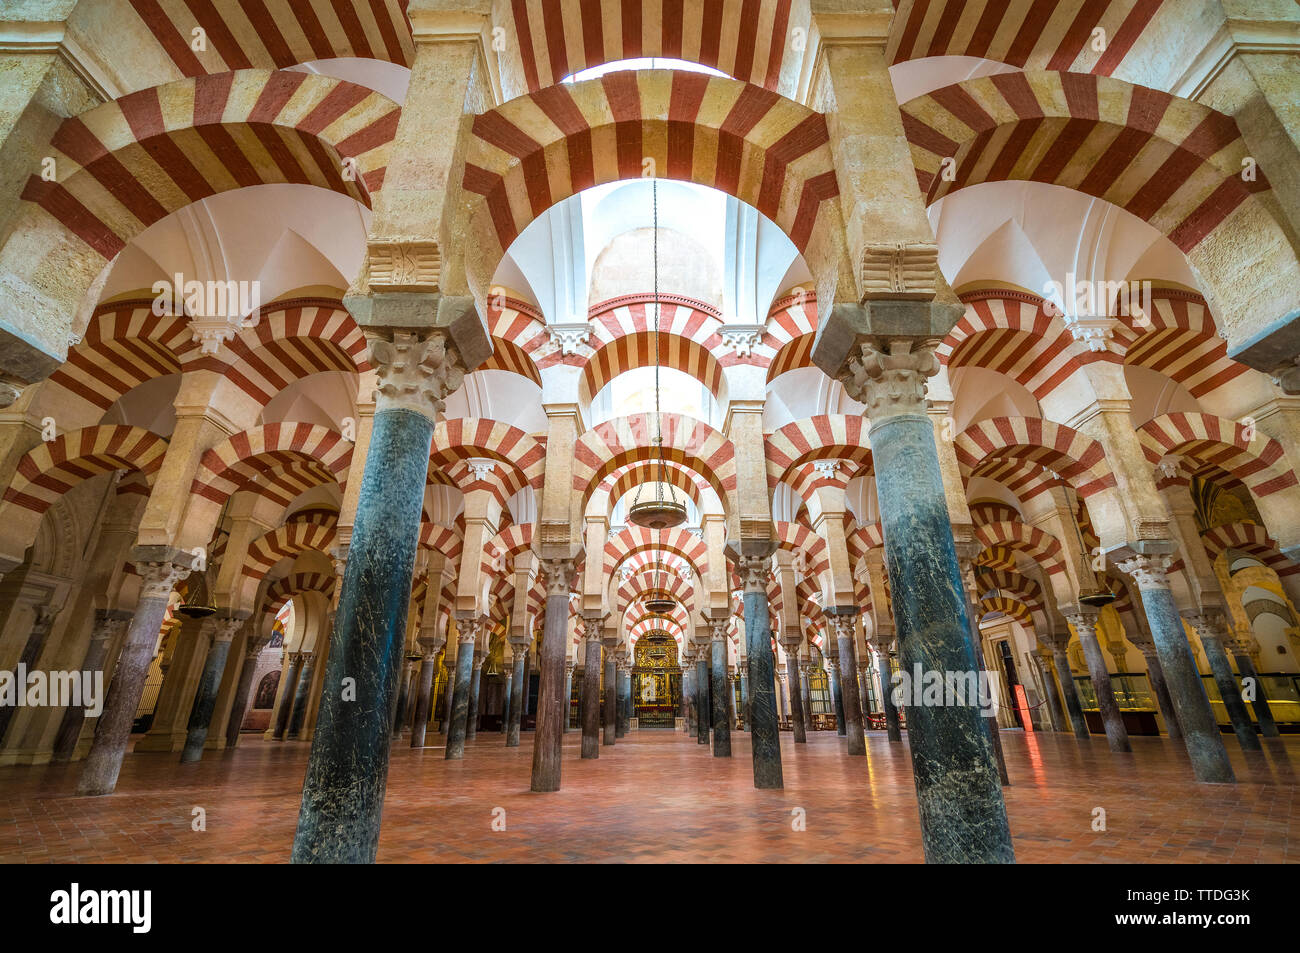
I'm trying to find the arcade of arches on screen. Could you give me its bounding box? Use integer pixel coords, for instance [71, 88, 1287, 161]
[0, 1, 1299, 865]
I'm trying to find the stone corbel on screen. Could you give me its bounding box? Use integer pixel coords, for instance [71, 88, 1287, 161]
[718, 325, 766, 358]
[1062, 314, 1121, 353]
[545, 322, 593, 357]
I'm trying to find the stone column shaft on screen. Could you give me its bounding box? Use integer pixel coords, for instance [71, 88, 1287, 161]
[602, 652, 616, 746]
[446, 632, 475, 760]
[785, 650, 807, 743]
[286, 653, 315, 740]
[740, 557, 783, 789]
[410, 650, 438, 748]
[1068, 611, 1131, 753]
[77, 558, 189, 796]
[506, 648, 526, 746]
[710, 627, 731, 757]
[845, 339, 1012, 862]
[292, 354, 446, 862]
[181, 619, 241, 762]
[1118, 554, 1234, 784]
[530, 561, 573, 791]
[52, 610, 128, 762]
[1191, 614, 1261, 752]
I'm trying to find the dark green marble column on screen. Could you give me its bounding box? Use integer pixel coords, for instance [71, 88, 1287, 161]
[1067, 610, 1131, 753]
[682, 661, 696, 735]
[828, 657, 846, 735]
[181, 616, 244, 762]
[603, 651, 616, 746]
[1189, 612, 1261, 752]
[1028, 650, 1068, 733]
[710, 621, 731, 757]
[531, 559, 574, 791]
[1116, 551, 1234, 784]
[506, 644, 527, 746]
[831, 615, 867, 755]
[410, 642, 439, 748]
[851, 342, 1011, 862]
[799, 662, 814, 733]
[271, 653, 303, 741]
[1228, 638, 1278, 738]
[77, 554, 190, 796]
[1046, 638, 1091, 739]
[581, 636, 602, 758]
[784, 645, 807, 743]
[737, 555, 783, 789]
[291, 390, 437, 863]
[466, 651, 484, 741]
[1135, 643, 1181, 739]
[877, 647, 903, 742]
[695, 655, 710, 744]
[446, 625, 477, 760]
[286, 653, 315, 740]
[616, 664, 630, 736]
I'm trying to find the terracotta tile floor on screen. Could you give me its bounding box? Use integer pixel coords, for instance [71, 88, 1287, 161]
[0, 729, 1295, 863]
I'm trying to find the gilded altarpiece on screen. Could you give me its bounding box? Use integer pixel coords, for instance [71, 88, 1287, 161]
[632, 632, 681, 728]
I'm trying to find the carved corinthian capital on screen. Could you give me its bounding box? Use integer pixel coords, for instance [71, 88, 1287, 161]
[367, 330, 466, 418]
[539, 558, 574, 597]
[839, 338, 941, 420]
[737, 555, 771, 593]
[137, 560, 191, 600]
[1115, 554, 1173, 591]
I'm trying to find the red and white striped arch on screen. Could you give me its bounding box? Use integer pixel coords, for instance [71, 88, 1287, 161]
[763, 290, 819, 384]
[1114, 290, 1250, 399]
[978, 595, 1035, 626]
[2, 425, 168, 517]
[627, 617, 684, 646]
[579, 295, 730, 406]
[190, 422, 352, 507]
[603, 525, 708, 577]
[124, 0, 413, 76]
[955, 417, 1115, 500]
[901, 71, 1268, 253]
[262, 571, 338, 616]
[846, 520, 885, 569]
[461, 71, 842, 300]
[975, 520, 1066, 577]
[46, 300, 191, 413]
[499, 0, 799, 93]
[45, 296, 368, 416]
[593, 458, 711, 515]
[969, 499, 1022, 526]
[574, 414, 737, 514]
[940, 291, 1087, 398]
[1200, 522, 1299, 578]
[208, 298, 369, 405]
[482, 297, 548, 385]
[774, 521, 829, 581]
[888, 0, 1164, 75]
[766, 415, 872, 490]
[974, 566, 1045, 611]
[23, 70, 399, 260]
[1137, 413, 1298, 499]
[428, 418, 546, 493]
[243, 510, 339, 582]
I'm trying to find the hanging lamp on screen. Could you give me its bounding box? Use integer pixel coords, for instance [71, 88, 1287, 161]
[627, 178, 688, 533]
